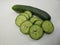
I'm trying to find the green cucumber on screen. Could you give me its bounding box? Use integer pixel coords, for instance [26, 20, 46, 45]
[20, 13, 29, 19]
[42, 20, 54, 34]
[12, 5, 51, 20]
[24, 11, 32, 18]
[35, 20, 43, 26]
[30, 16, 42, 23]
[20, 21, 32, 34]
[29, 25, 43, 40]
[15, 15, 27, 26]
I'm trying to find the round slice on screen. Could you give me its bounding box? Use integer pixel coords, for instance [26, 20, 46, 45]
[24, 11, 32, 18]
[15, 15, 27, 26]
[20, 13, 29, 19]
[35, 20, 43, 26]
[29, 25, 43, 40]
[30, 16, 40, 23]
[42, 20, 54, 34]
[20, 21, 32, 34]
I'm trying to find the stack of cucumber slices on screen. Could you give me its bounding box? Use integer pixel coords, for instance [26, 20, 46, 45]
[12, 5, 54, 40]
[15, 11, 54, 40]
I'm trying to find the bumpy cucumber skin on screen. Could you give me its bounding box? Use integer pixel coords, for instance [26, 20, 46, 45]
[12, 5, 51, 20]
[29, 25, 43, 40]
[42, 20, 54, 34]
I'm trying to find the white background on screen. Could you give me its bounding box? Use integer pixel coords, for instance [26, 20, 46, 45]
[0, 0, 60, 45]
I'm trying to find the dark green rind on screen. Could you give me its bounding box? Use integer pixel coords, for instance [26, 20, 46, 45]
[12, 5, 51, 20]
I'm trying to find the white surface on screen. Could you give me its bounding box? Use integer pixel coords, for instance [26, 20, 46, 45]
[0, 0, 60, 45]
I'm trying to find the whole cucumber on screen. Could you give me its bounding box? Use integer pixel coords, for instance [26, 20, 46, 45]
[12, 5, 51, 20]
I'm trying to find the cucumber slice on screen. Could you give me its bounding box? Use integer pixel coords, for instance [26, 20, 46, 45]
[29, 25, 43, 40]
[20, 21, 32, 34]
[24, 11, 32, 18]
[15, 15, 27, 26]
[30, 16, 40, 23]
[20, 13, 29, 19]
[42, 20, 54, 34]
[35, 20, 43, 26]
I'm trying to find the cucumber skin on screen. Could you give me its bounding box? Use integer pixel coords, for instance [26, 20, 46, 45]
[12, 5, 51, 20]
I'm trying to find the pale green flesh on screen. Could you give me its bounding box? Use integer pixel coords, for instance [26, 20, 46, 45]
[20, 21, 32, 34]
[20, 13, 29, 19]
[15, 15, 27, 26]
[24, 11, 32, 18]
[29, 25, 43, 40]
[42, 21, 54, 33]
[35, 20, 43, 26]
[30, 16, 41, 23]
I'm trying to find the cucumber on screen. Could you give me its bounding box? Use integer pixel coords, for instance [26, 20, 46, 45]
[29, 25, 43, 40]
[20, 21, 32, 34]
[42, 20, 54, 34]
[15, 15, 27, 26]
[20, 13, 29, 19]
[35, 20, 43, 26]
[24, 11, 32, 18]
[30, 16, 42, 23]
[12, 5, 51, 20]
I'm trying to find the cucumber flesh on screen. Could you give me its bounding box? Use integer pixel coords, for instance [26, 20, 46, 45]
[35, 20, 43, 26]
[20, 13, 29, 19]
[29, 25, 43, 40]
[42, 20, 54, 34]
[24, 11, 32, 18]
[20, 21, 32, 34]
[30, 16, 41, 23]
[15, 15, 27, 26]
